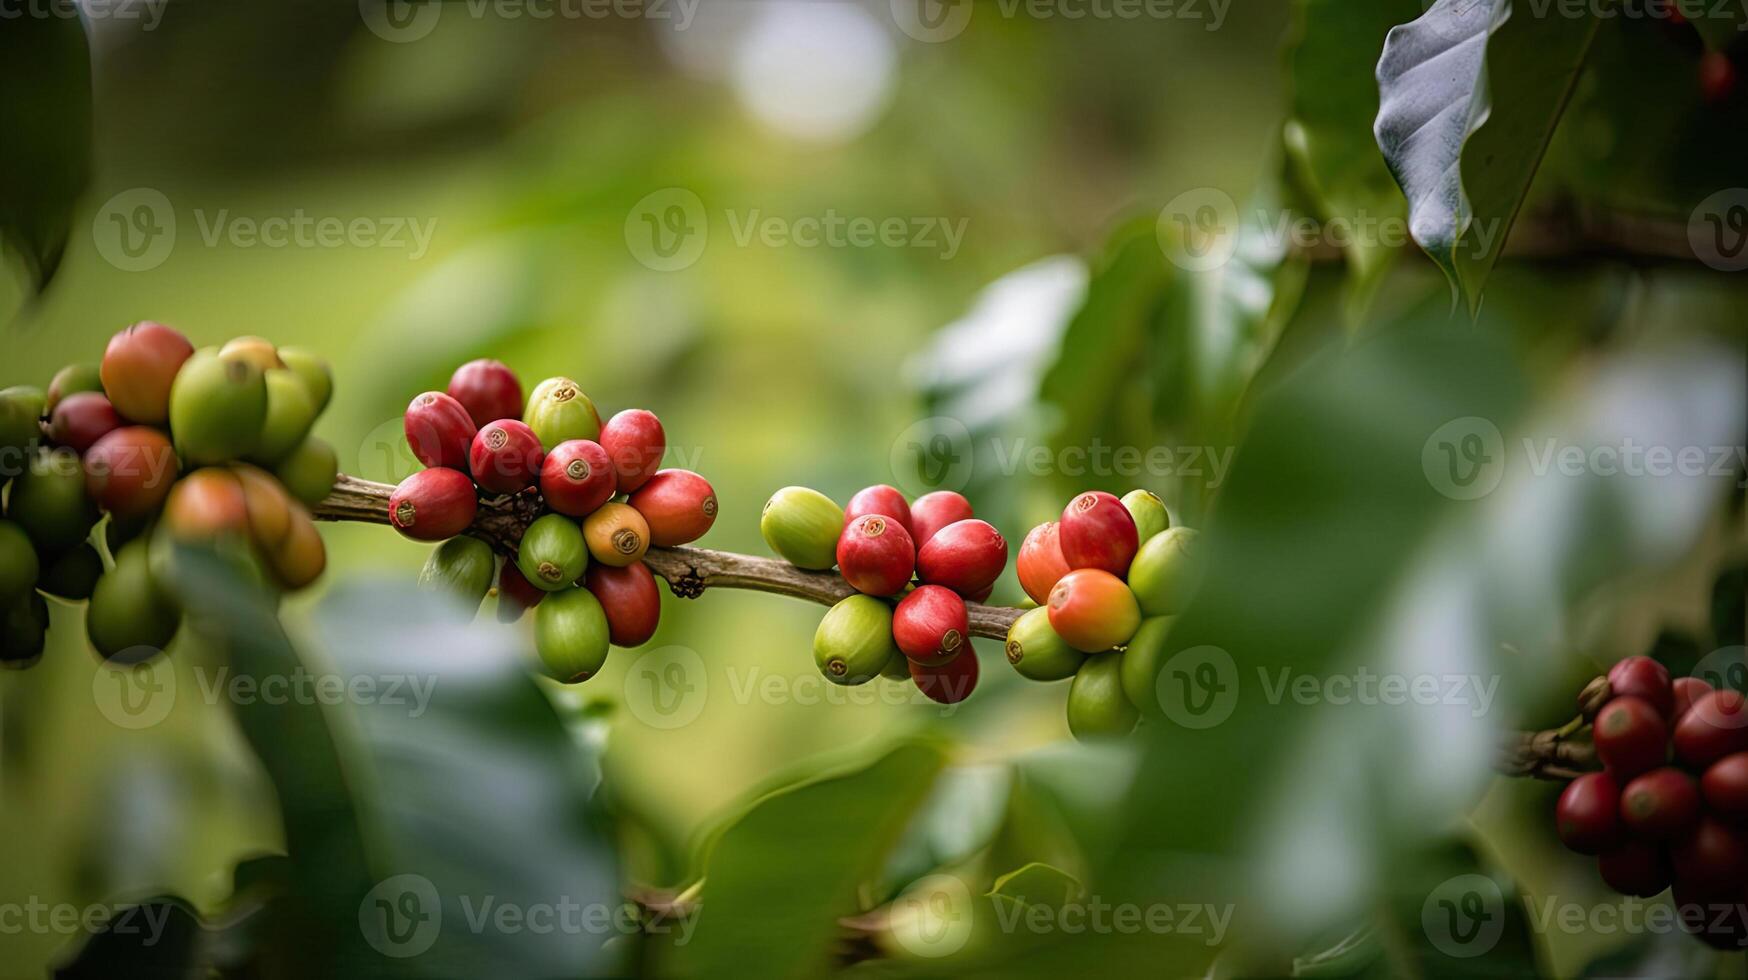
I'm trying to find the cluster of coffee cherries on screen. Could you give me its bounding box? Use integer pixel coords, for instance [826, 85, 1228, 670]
[1005, 490, 1200, 739]
[760, 484, 1005, 704]
[0, 321, 338, 667]
[1555, 656, 1748, 948]
[391, 362, 716, 684]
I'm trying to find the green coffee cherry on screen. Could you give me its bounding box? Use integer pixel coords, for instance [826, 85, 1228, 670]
[518, 514, 587, 592]
[250, 368, 317, 465]
[0, 387, 44, 478]
[0, 520, 39, 601]
[880, 646, 911, 680]
[87, 539, 181, 661]
[0, 591, 49, 668]
[1066, 652, 1138, 740]
[534, 586, 610, 683]
[46, 363, 103, 412]
[814, 594, 899, 686]
[1127, 526, 1201, 617]
[275, 346, 333, 414]
[524, 377, 601, 449]
[169, 349, 268, 464]
[419, 536, 496, 613]
[273, 436, 339, 508]
[1004, 606, 1085, 682]
[1, 385, 45, 421]
[1118, 616, 1175, 716]
[7, 448, 98, 551]
[38, 543, 103, 602]
[760, 486, 844, 569]
[1120, 489, 1170, 544]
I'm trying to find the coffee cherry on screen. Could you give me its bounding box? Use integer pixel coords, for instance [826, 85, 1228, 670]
[837, 514, 915, 596]
[84, 427, 178, 518]
[844, 485, 912, 536]
[250, 368, 318, 466]
[1598, 842, 1670, 898]
[268, 506, 326, 591]
[584, 561, 661, 647]
[87, 539, 180, 661]
[274, 436, 338, 508]
[8, 448, 99, 550]
[0, 387, 42, 462]
[539, 440, 616, 516]
[389, 468, 478, 542]
[106, 512, 154, 556]
[1119, 616, 1175, 713]
[37, 542, 102, 602]
[1609, 656, 1674, 719]
[0, 521, 38, 601]
[218, 336, 283, 372]
[916, 520, 1007, 598]
[1067, 651, 1138, 740]
[1016, 521, 1072, 605]
[46, 362, 103, 414]
[583, 502, 650, 567]
[1672, 816, 1748, 895]
[171, 349, 271, 464]
[893, 585, 968, 666]
[403, 391, 476, 471]
[1673, 881, 1748, 949]
[910, 643, 979, 705]
[419, 535, 496, 612]
[47, 392, 120, 453]
[534, 586, 610, 683]
[880, 647, 911, 681]
[518, 513, 587, 591]
[275, 347, 333, 414]
[1005, 605, 1086, 682]
[1120, 489, 1170, 543]
[232, 464, 294, 551]
[628, 469, 717, 546]
[468, 419, 544, 495]
[760, 486, 844, 570]
[160, 468, 250, 542]
[1059, 491, 1139, 576]
[1593, 695, 1670, 777]
[1556, 771, 1624, 854]
[814, 594, 900, 686]
[1047, 568, 1140, 653]
[1701, 51, 1736, 104]
[101, 321, 194, 424]
[1128, 527, 1202, 618]
[1674, 690, 1748, 769]
[524, 377, 601, 449]
[1703, 753, 1748, 819]
[0, 590, 48, 667]
[495, 559, 545, 622]
[909, 491, 974, 551]
[1674, 676, 1713, 719]
[447, 359, 522, 429]
[1621, 768, 1701, 839]
[599, 409, 666, 493]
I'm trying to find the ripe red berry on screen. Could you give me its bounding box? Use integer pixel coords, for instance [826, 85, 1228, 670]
[84, 427, 179, 518]
[1701, 51, 1736, 104]
[916, 519, 1007, 599]
[1609, 656, 1674, 718]
[909, 642, 979, 705]
[584, 561, 661, 647]
[844, 485, 912, 537]
[627, 469, 717, 546]
[1674, 677, 1714, 719]
[496, 559, 545, 623]
[1702, 753, 1748, 820]
[1047, 568, 1141, 653]
[1674, 690, 1748, 769]
[1556, 771, 1623, 855]
[909, 491, 973, 550]
[1594, 696, 1670, 777]
[1621, 768, 1701, 839]
[540, 440, 616, 516]
[468, 419, 544, 494]
[100, 321, 194, 424]
[389, 468, 478, 541]
[598, 409, 666, 494]
[404, 391, 477, 471]
[836, 514, 915, 596]
[48, 392, 121, 453]
[1059, 490, 1139, 576]
[893, 585, 969, 666]
[1598, 842, 1670, 898]
[1017, 521, 1072, 605]
[446, 358, 522, 428]
[1672, 816, 1748, 896]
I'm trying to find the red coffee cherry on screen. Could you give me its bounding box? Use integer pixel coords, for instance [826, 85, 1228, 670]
[627, 469, 717, 546]
[598, 409, 666, 494]
[1555, 771, 1623, 855]
[893, 585, 969, 666]
[1609, 656, 1674, 719]
[1059, 491, 1139, 576]
[1701, 51, 1736, 105]
[909, 642, 979, 705]
[540, 440, 616, 517]
[404, 391, 477, 471]
[1674, 882, 1748, 949]
[1621, 768, 1701, 839]
[1674, 677, 1714, 719]
[389, 468, 478, 541]
[100, 321, 194, 424]
[496, 559, 545, 623]
[468, 419, 544, 495]
[1674, 690, 1748, 769]
[1702, 753, 1748, 820]
[916, 519, 1007, 599]
[1672, 816, 1748, 896]
[1594, 695, 1670, 777]
[1047, 568, 1141, 653]
[1598, 842, 1670, 898]
[836, 514, 915, 596]
[1017, 521, 1072, 606]
[844, 485, 912, 536]
[446, 358, 522, 428]
[84, 426, 179, 518]
[909, 491, 973, 550]
[48, 392, 121, 453]
[584, 561, 661, 648]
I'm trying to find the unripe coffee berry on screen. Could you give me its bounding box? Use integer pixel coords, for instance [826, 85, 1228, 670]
[1127, 527, 1202, 617]
[1059, 491, 1138, 576]
[447, 359, 523, 429]
[524, 377, 601, 449]
[1674, 690, 1748, 769]
[46, 362, 103, 414]
[389, 467, 478, 542]
[583, 502, 650, 567]
[1702, 752, 1748, 819]
[539, 440, 616, 517]
[0, 522, 38, 601]
[418, 535, 497, 612]
[1016, 521, 1072, 606]
[1620, 768, 1701, 839]
[1674, 677, 1714, 719]
[1609, 656, 1674, 719]
[37, 543, 102, 602]
[274, 436, 339, 508]
[469, 419, 545, 495]
[584, 561, 661, 647]
[598, 409, 666, 493]
[276, 347, 333, 414]
[48, 392, 121, 453]
[169, 350, 269, 465]
[0, 593, 48, 668]
[916, 519, 1007, 599]
[910, 643, 979, 705]
[1066, 651, 1138, 740]
[233, 464, 294, 551]
[518, 513, 588, 591]
[837, 514, 915, 596]
[1120, 489, 1170, 543]
[251, 368, 318, 466]
[269, 506, 326, 591]
[1598, 842, 1670, 898]
[844, 485, 912, 537]
[909, 491, 973, 551]
[218, 336, 283, 372]
[1047, 568, 1140, 653]
[1118, 616, 1175, 714]
[628, 469, 717, 546]
[163, 468, 251, 541]
[84, 426, 179, 518]
[1594, 695, 1670, 777]
[9, 448, 100, 551]
[86, 539, 181, 661]
[404, 391, 477, 471]
[101, 321, 194, 424]
[534, 586, 610, 683]
[496, 559, 545, 623]
[893, 585, 968, 666]
[1555, 771, 1623, 854]
[814, 594, 900, 686]
[1004, 605, 1085, 682]
[760, 486, 844, 570]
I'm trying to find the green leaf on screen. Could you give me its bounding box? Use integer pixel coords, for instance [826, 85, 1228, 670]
[1375, 0, 1602, 313]
[0, 2, 92, 300]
